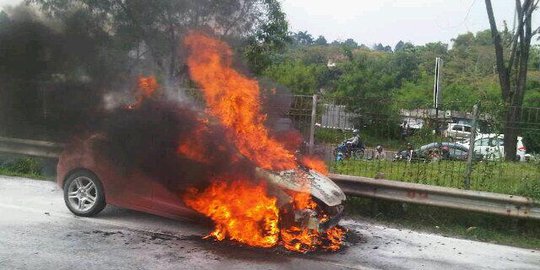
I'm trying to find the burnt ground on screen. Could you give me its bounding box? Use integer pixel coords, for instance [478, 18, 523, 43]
[0, 176, 538, 270]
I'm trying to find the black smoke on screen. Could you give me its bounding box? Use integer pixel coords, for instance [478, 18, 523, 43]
[0, 6, 131, 140]
[90, 98, 259, 191]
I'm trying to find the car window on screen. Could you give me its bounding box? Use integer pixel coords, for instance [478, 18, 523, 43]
[452, 125, 462, 131]
[450, 148, 466, 156]
[464, 126, 471, 132]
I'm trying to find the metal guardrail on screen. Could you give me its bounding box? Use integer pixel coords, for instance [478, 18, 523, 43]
[329, 173, 540, 220]
[0, 137, 64, 158]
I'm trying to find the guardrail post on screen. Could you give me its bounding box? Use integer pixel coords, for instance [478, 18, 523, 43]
[308, 94, 317, 155]
[464, 103, 479, 190]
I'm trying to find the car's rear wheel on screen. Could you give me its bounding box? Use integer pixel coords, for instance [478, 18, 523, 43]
[63, 171, 106, 217]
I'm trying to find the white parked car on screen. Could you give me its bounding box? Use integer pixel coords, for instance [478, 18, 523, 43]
[460, 134, 527, 161]
[444, 123, 481, 141]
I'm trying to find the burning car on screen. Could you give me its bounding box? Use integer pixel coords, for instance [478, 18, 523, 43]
[56, 135, 345, 225]
[57, 32, 347, 253]
[57, 134, 346, 252]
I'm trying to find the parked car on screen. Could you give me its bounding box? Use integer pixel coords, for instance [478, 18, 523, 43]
[459, 134, 527, 161]
[394, 142, 475, 161]
[57, 135, 346, 231]
[443, 123, 481, 141]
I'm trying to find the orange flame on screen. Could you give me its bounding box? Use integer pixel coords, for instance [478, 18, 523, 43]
[279, 191, 346, 253]
[182, 32, 343, 253]
[324, 226, 347, 251]
[183, 180, 280, 247]
[281, 226, 320, 253]
[128, 76, 159, 109]
[184, 179, 346, 253]
[300, 156, 329, 175]
[184, 32, 295, 171]
[138, 76, 159, 97]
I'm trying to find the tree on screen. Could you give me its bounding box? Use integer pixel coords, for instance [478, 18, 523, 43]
[343, 38, 358, 48]
[484, 0, 538, 160]
[244, 0, 290, 74]
[529, 44, 540, 70]
[394, 40, 405, 52]
[292, 31, 314, 45]
[373, 43, 392, 52]
[263, 60, 324, 94]
[29, 0, 277, 83]
[314, 35, 328, 46]
[395, 41, 415, 52]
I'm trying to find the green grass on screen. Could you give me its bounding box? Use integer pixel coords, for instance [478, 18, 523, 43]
[332, 159, 540, 200]
[0, 158, 46, 179]
[346, 197, 540, 249]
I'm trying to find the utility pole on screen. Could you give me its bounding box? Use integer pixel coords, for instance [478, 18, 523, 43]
[308, 94, 318, 154]
[433, 57, 443, 134]
[464, 103, 479, 190]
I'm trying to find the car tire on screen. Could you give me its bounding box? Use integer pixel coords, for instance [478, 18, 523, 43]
[63, 170, 106, 217]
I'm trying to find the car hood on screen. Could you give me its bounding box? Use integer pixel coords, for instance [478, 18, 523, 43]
[256, 167, 346, 207]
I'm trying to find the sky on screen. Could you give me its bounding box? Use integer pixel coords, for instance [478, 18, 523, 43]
[281, 0, 533, 47]
[1, 0, 535, 47]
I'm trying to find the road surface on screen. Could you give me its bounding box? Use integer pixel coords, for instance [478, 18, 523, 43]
[0, 176, 538, 270]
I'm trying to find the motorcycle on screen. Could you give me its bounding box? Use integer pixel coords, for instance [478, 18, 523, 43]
[334, 140, 365, 161]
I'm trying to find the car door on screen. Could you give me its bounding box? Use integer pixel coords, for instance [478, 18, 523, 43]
[151, 180, 194, 218]
[449, 147, 467, 160]
[90, 160, 154, 210]
[124, 171, 155, 209]
[151, 166, 207, 217]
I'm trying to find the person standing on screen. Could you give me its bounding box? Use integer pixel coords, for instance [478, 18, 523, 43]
[374, 145, 386, 160]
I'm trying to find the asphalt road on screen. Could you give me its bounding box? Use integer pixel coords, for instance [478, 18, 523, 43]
[0, 176, 538, 270]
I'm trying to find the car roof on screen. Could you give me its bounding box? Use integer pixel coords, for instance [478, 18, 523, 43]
[418, 142, 468, 152]
[449, 123, 471, 127]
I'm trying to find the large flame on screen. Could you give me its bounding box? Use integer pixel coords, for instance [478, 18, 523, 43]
[280, 191, 345, 253]
[184, 33, 296, 171]
[181, 32, 341, 253]
[184, 179, 280, 247]
[184, 178, 345, 253]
